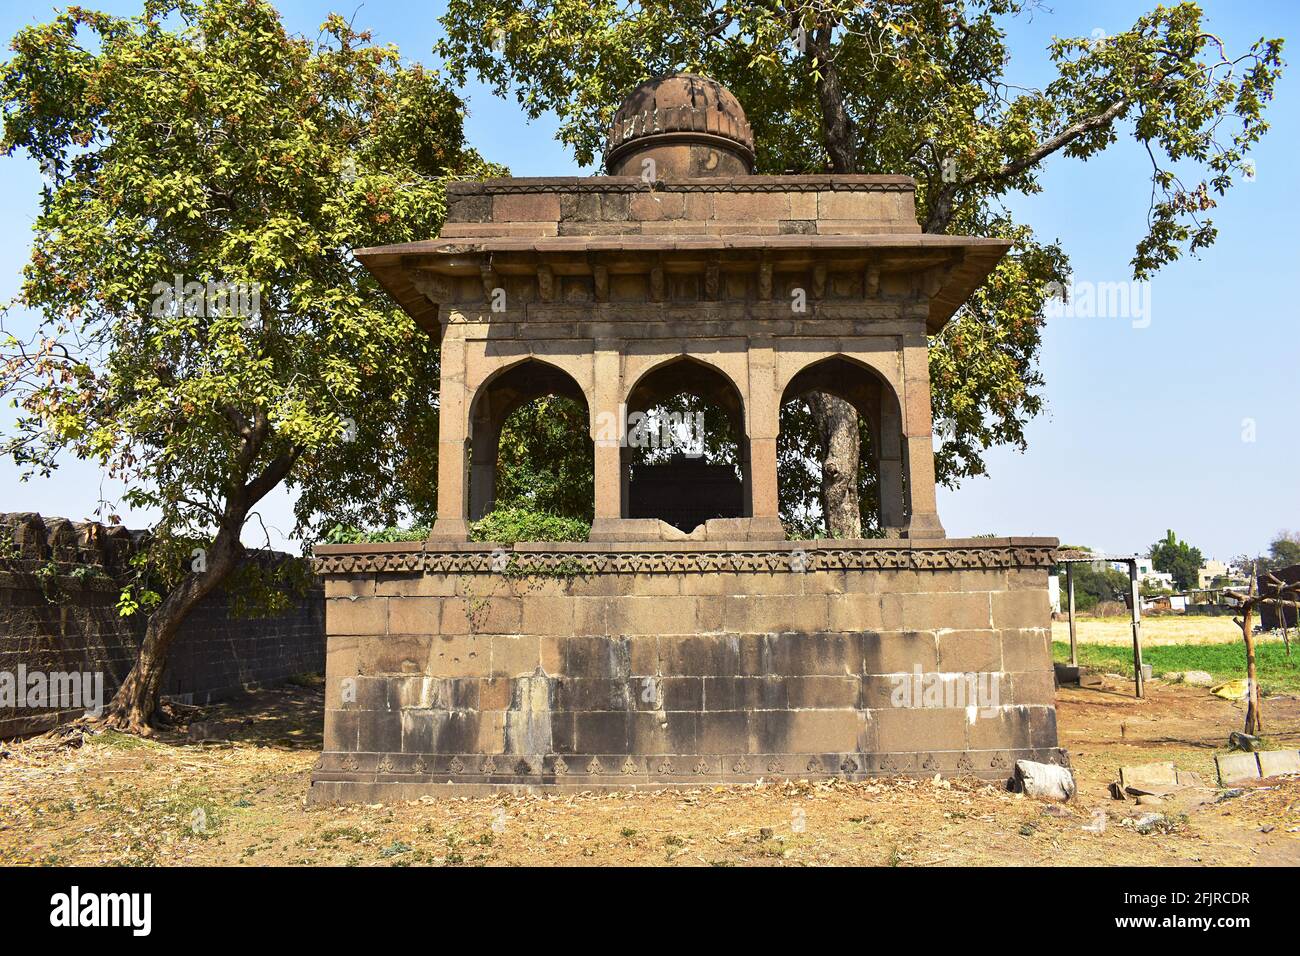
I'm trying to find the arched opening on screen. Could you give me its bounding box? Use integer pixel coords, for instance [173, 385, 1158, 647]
[468, 359, 593, 522]
[621, 357, 750, 533]
[778, 356, 905, 538]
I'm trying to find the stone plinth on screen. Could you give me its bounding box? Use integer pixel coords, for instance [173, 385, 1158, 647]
[308, 538, 1066, 802]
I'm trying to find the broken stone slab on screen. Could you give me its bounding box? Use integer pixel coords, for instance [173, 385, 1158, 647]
[1111, 761, 1209, 800]
[1257, 750, 1300, 778]
[1175, 769, 1206, 788]
[1120, 760, 1177, 793]
[1015, 759, 1076, 802]
[1215, 752, 1262, 786]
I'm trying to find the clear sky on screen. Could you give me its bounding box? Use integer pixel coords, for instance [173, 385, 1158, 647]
[1, 0, 1295, 562]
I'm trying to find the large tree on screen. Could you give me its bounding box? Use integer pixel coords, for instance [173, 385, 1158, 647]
[0, 0, 496, 731]
[439, 0, 1282, 535]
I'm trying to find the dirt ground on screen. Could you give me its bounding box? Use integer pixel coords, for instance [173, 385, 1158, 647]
[1052, 615, 1242, 646]
[1, 678, 1297, 867]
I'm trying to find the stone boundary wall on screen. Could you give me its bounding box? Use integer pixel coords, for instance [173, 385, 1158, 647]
[0, 513, 324, 739]
[310, 538, 1065, 802]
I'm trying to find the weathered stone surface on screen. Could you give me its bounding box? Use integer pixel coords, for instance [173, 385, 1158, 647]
[1015, 759, 1076, 801]
[1215, 752, 1262, 785]
[1257, 749, 1300, 777]
[310, 75, 1059, 801]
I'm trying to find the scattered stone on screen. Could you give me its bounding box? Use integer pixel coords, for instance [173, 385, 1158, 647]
[1228, 731, 1261, 752]
[188, 720, 240, 743]
[1081, 809, 1107, 834]
[1136, 794, 1165, 806]
[1216, 788, 1245, 802]
[1215, 752, 1262, 786]
[1014, 759, 1076, 802]
[1181, 670, 1215, 687]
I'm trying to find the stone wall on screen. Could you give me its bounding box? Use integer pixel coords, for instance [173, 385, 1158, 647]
[0, 513, 324, 739]
[310, 538, 1065, 802]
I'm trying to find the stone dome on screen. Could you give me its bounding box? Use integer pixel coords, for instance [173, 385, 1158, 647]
[605, 73, 755, 178]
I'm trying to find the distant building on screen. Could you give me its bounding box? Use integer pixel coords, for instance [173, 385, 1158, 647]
[1132, 557, 1175, 591]
[1198, 559, 1230, 589]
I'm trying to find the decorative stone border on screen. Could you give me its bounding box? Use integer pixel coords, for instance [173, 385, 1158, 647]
[447, 176, 916, 196]
[313, 542, 1058, 576]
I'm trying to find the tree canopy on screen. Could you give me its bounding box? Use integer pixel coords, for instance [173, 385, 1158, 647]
[0, 0, 497, 728]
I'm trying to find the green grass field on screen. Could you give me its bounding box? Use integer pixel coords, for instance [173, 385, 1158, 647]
[1052, 639, 1300, 695]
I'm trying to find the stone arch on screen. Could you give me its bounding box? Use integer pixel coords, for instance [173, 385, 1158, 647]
[619, 355, 751, 531]
[467, 357, 592, 522]
[779, 354, 906, 532]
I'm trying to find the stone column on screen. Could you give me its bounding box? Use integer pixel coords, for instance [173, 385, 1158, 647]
[745, 338, 786, 540]
[901, 331, 944, 539]
[875, 383, 907, 532]
[428, 328, 471, 541]
[588, 343, 626, 541]
[468, 398, 499, 522]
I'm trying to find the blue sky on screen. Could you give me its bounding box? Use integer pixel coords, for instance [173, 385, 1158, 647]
[0, 0, 1295, 562]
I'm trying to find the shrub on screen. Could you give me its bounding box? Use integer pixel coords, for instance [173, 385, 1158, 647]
[469, 507, 590, 544]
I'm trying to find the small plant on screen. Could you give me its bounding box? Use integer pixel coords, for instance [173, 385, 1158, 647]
[469, 507, 589, 545]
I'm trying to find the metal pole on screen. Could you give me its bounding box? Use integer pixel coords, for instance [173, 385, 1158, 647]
[1129, 558, 1144, 699]
[1067, 562, 1078, 667]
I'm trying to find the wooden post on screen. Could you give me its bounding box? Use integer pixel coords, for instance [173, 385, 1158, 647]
[1066, 562, 1078, 667]
[1129, 558, 1144, 699]
[1242, 566, 1262, 735]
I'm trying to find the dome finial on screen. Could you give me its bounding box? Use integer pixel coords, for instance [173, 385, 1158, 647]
[605, 73, 755, 178]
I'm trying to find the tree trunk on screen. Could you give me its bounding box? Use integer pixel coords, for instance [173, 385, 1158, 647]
[102, 523, 245, 734]
[802, 23, 863, 538]
[808, 392, 861, 538]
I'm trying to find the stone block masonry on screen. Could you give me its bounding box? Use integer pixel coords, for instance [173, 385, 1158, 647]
[309, 538, 1067, 802]
[0, 513, 324, 738]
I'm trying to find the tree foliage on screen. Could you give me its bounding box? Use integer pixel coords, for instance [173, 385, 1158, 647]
[0, 0, 496, 729]
[1149, 528, 1204, 591]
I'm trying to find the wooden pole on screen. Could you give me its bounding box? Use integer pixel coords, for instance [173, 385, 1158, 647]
[1067, 562, 1078, 667]
[1243, 566, 1262, 735]
[1129, 558, 1144, 699]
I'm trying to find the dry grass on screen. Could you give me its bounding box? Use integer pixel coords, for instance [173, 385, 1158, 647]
[1053, 615, 1244, 646]
[1, 680, 1298, 867]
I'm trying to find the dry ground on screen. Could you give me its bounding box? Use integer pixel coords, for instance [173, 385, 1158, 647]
[1, 677, 1298, 867]
[1052, 614, 1242, 646]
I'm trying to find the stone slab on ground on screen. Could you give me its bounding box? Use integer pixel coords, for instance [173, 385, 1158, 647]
[1256, 749, 1300, 778]
[1215, 752, 1262, 785]
[1120, 761, 1177, 794]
